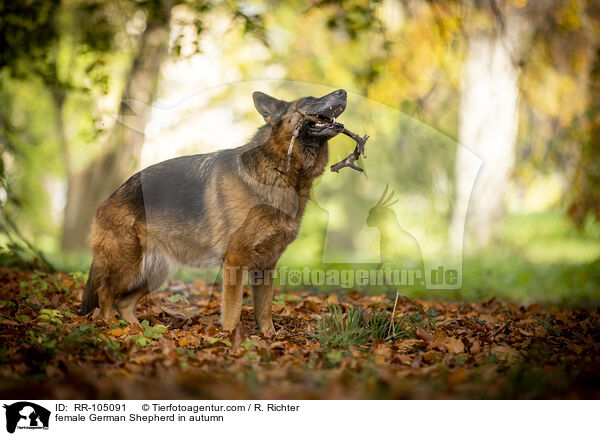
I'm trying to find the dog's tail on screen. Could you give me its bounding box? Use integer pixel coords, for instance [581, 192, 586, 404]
[80, 262, 99, 315]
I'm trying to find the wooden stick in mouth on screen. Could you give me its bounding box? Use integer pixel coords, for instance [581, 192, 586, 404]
[330, 129, 370, 173]
[287, 102, 370, 173]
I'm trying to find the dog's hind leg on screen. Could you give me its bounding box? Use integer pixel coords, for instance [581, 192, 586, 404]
[116, 249, 175, 324]
[117, 285, 149, 325]
[98, 284, 117, 320]
[98, 273, 140, 322]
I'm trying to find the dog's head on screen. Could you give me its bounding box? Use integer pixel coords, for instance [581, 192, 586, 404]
[253, 89, 347, 144]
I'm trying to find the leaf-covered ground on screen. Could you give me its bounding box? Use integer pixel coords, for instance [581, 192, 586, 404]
[0, 267, 599, 399]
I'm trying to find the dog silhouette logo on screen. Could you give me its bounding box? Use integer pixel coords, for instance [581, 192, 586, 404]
[3, 402, 50, 433]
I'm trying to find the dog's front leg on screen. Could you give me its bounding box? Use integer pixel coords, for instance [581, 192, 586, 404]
[250, 266, 276, 334]
[221, 260, 246, 331]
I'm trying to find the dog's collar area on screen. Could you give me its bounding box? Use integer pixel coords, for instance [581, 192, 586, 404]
[274, 166, 287, 176]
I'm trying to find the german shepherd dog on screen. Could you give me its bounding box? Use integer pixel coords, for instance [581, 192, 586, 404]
[80, 89, 347, 333]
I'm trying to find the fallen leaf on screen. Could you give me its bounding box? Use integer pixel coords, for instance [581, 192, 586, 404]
[395, 339, 422, 353]
[326, 294, 339, 305]
[417, 327, 434, 342]
[429, 331, 448, 349]
[107, 327, 128, 337]
[423, 350, 441, 363]
[445, 337, 465, 354]
[393, 354, 412, 365]
[491, 345, 521, 361]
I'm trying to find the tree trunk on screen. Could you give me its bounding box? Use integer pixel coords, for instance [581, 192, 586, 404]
[568, 45, 600, 228]
[61, 14, 171, 251]
[450, 21, 522, 251]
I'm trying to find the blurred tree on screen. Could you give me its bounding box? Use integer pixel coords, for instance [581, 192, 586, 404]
[451, 0, 600, 249]
[61, 0, 175, 250]
[506, 0, 600, 225]
[0, 0, 268, 251]
[62, 0, 268, 250]
[450, 0, 527, 251]
[1, 0, 136, 253]
[1, 0, 65, 264]
[569, 44, 600, 228]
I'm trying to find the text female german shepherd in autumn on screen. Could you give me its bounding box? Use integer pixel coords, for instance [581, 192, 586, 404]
[80, 89, 347, 333]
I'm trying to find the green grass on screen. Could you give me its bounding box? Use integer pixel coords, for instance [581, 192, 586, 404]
[450, 211, 600, 306]
[313, 303, 421, 349]
[453, 254, 600, 306]
[314, 305, 370, 348]
[500, 211, 600, 263]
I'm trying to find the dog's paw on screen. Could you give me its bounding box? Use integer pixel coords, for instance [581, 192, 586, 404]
[258, 322, 276, 336]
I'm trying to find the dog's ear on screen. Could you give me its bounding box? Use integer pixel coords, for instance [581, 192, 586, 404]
[253, 91, 288, 124]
